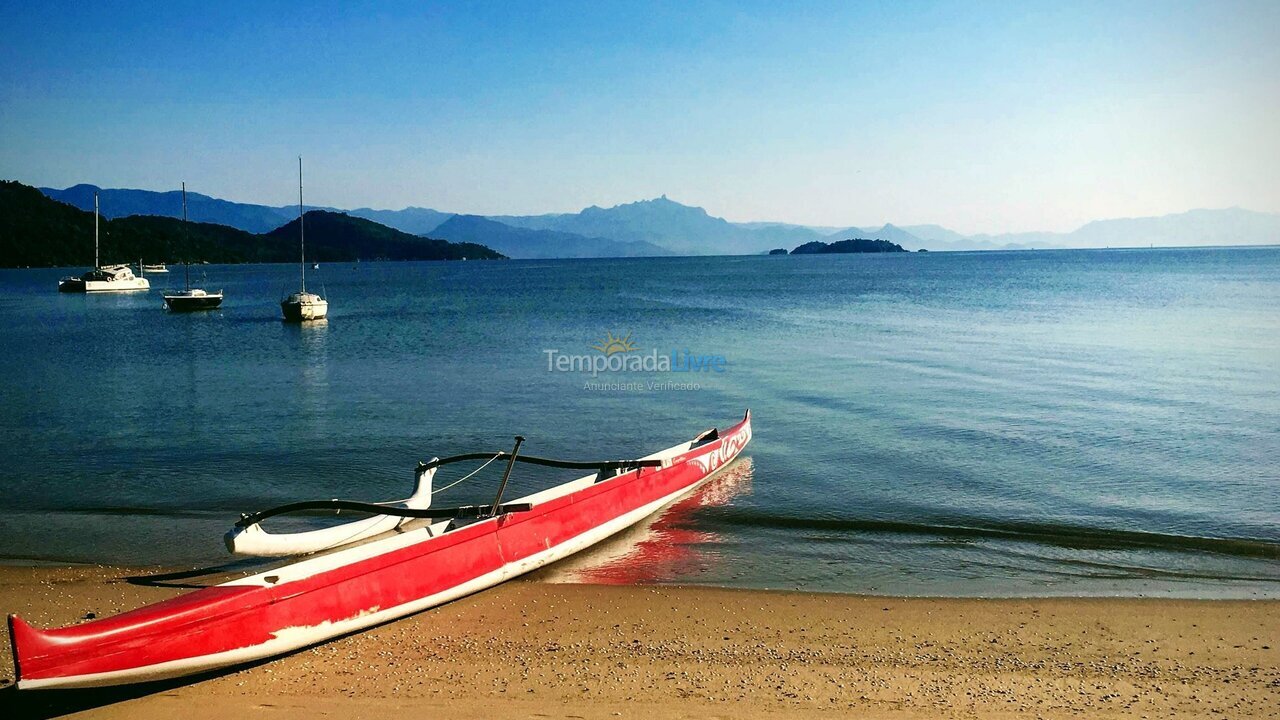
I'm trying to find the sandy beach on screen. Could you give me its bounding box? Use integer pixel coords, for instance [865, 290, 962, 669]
[1, 565, 1275, 719]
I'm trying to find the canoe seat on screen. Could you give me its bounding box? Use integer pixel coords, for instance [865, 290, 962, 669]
[690, 428, 719, 448]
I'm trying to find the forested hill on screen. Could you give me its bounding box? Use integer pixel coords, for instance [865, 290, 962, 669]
[263, 211, 502, 262]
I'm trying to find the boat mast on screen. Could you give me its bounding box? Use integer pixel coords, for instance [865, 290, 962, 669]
[183, 182, 190, 292]
[94, 192, 99, 268]
[298, 156, 306, 293]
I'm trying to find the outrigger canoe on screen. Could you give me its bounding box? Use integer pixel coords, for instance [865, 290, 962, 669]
[9, 411, 752, 689]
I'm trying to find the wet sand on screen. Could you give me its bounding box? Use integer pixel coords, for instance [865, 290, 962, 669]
[1, 564, 1276, 718]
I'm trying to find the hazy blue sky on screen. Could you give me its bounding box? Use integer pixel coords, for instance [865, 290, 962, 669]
[2, 1, 1276, 234]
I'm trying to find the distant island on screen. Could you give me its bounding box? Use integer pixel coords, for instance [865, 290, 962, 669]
[0, 181, 504, 268]
[768, 248, 788, 255]
[790, 239, 907, 254]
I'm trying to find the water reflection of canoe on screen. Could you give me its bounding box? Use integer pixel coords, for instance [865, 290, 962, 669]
[541, 456, 754, 586]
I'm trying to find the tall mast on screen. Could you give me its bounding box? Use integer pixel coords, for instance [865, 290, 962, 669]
[298, 156, 306, 293]
[183, 182, 190, 291]
[94, 192, 99, 268]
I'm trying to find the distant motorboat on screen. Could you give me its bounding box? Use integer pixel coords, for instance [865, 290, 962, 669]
[58, 193, 150, 293]
[142, 263, 169, 273]
[280, 157, 328, 322]
[163, 183, 223, 312]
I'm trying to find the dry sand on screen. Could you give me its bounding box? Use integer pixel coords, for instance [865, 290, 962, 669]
[1, 564, 1276, 719]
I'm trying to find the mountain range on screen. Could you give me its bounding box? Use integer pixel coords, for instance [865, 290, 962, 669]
[490, 196, 826, 255]
[33, 183, 1280, 258]
[40, 184, 301, 235]
[431, 215, 671, 259]
[0, 181, 503, 267]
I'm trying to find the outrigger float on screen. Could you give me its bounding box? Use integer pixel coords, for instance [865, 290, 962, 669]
[8, 411, 752, 690]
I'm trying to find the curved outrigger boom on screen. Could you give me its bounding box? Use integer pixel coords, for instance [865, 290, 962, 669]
[226, 436, 666, 557]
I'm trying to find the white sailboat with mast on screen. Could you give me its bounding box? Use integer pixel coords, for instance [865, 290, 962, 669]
[280, 157, 327, 322]
[163, 183, 223, 311]
[58, 192, 150, 293]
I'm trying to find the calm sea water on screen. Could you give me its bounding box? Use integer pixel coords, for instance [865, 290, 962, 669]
[1, 249, 1277, 597]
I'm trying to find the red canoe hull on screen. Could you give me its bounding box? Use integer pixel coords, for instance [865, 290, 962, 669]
[9, 412, 752, 689]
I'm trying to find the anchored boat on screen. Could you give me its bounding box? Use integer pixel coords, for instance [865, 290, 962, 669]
[8, 411, 753, 690]
[163, 285, 222, 312]
[58, 193, 150, 293]
[58, 264, 150, 293]
[280, 157, 327, 322]
[163, 184, 223, 312]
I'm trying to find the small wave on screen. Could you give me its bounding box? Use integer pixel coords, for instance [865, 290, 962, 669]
[703, 508, 1280, 560]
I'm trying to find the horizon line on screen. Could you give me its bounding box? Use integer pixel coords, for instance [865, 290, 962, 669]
[18, 178, 1280, 240]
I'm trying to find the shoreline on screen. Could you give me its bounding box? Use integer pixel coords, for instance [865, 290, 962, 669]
[2, 565, 1276, 718]
[7, 243, 1280, 272]
[2, 553, 1275, 601]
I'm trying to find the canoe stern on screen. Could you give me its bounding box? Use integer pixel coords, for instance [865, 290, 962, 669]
[8, 613, 28, 687]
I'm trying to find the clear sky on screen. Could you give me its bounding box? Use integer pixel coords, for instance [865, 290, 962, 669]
[2, 1, 1276, 234]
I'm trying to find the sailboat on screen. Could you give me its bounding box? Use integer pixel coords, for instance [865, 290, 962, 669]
[57, 193, 150, 293]
[163, 183, 223, 311]
[280, 157, 328, 322]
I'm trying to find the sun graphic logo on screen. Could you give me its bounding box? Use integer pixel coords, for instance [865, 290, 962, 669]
[592, 331, 638, 356]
